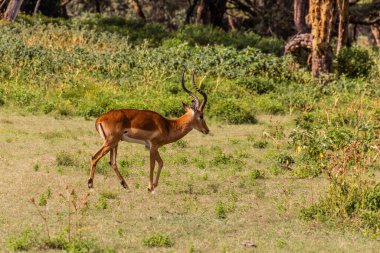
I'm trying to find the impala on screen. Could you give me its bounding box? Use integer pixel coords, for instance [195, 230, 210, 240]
[88, 69, 209, 192]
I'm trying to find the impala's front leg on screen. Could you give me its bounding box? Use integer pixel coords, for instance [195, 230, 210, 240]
[154, 151, 163, 188]
[148, 146, 158, 193]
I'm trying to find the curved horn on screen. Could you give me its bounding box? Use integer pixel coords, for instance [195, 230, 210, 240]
[191, 72, 207, 111]
[181, 68, 200, 109]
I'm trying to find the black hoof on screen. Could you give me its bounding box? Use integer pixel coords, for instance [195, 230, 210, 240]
[88, 178, 93, 189]
[121, 181, 129, 189]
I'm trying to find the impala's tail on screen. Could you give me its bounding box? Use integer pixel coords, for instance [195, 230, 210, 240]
[95, 122, 107, 140]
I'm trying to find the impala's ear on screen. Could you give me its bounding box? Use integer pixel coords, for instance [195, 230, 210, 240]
[182, 102, 191, 112]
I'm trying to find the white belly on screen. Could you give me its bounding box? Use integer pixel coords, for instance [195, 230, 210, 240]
[121, 134, 147, 146]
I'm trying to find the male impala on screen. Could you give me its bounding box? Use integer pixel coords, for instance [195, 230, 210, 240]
[88, 69, 209, 192]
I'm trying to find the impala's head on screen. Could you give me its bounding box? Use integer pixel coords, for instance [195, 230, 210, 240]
[181, 68, 209, 135]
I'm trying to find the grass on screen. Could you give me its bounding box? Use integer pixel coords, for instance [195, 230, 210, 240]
[1, 108, 380, 252]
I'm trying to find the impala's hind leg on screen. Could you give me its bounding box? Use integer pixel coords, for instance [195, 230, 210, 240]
[88, 144, 112, 188]
[148, 146, 158, 193]
[153, 151, 163, 188]
[110, 145, 129, 190]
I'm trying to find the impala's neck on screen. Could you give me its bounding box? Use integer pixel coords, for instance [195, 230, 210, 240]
[167, 112, 194, 143]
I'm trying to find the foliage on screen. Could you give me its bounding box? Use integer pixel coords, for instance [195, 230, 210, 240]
[43, 234, 110, 253]
[56, 151, 76, 167]
[215, 201, 228, 219]
[209, 99, 256, 124]
[142, 234, 174, 248]
[6, 228, 37, 251]
[0, 16, 310, 123]
[173, 24, 284, 55]
[336, 46, 373, 78]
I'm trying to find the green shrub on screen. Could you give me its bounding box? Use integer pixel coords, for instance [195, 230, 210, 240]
[210, 99, 256, 124]
[291, 164, 322, 178]
[0, 87, 5, 106]
[6, 228, 37, 251]
[44, 235, 112, 252]
[56, 151, 76, 167]
[97, 196, 108, 210]
[215, 201, 228, 219]
[300, 141, 380, 234]
[95, 159, 110, 175]
[211, 152, 244, 170]
[173, 24, 284, 54]
[32, 163, 39, 171]
[195, 159, 206, 170]
[237, 77, 276, 95]
[249, 169, 265, 184]
[10, 87, 38, 107]
[337, 46, 373, 77]
[300, 204, 326, 221]
[100, 191, 118, 200]
[173, 139, 188, 148]
[255, 95, 285, 115]
[361, 211, 380, 233]
[364, 184, 380, 212]
[80, 15, 168, 46]
[253, 140, 268, 149]
[275, 153, 294, 170]
[142, 233, 174, 248]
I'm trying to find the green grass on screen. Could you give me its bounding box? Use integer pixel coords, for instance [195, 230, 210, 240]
[1, 109, 379, 252]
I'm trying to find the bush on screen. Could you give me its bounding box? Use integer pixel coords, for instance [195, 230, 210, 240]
[215, 201, 228, 219]
[300, 141, 380, 233]
[209, 99, 256, 124]
[44, 235, 112, 252]
[173, 24, 284, 54]
[142, 234, 174, 248]
[253, 140, 268, 149]
[237, 77, 276, 95]
[275, 153, 294, 170]
[56, 151, 76, 167]
[6, 228, 37, 251]
[0, 87, 5, 106]
[365, 184, 380, 212]
[249, 169, 265, 182]
[336, 46, 373, 77]
[79, 15, 168, 46]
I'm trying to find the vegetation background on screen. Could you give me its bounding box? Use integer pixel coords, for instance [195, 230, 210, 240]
[0, 0, 379, 252]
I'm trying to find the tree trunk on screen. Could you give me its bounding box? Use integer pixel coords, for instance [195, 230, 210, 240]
[33, 0, 42, 15]
[4, 0, 23, 21]
[196, 0, 227, 27]
[336, 0, 349, 54]
[209, 0, 227, 28]
[185, 0, 199, 24]
[228, 14, 237, 31]
[196, 0, 207, 24]
[294, 0, 308, 33]
[371, 24, 380, 47]
[0, 0, 8, 9]
[94, 0, 101, 13]
[60, 0, 72, 18]
[130, 0, 146, 21]
[309, 0, 336, 78]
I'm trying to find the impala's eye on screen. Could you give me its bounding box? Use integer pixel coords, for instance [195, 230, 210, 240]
[199, 115, 204, 120]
